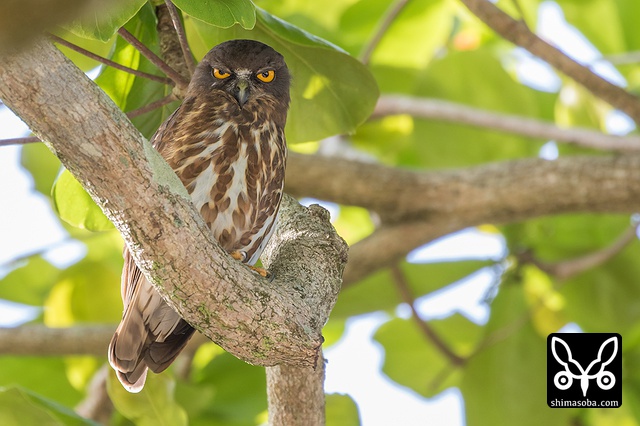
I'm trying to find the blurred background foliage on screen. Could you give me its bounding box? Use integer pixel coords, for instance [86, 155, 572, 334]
[1, 0, 640, 425]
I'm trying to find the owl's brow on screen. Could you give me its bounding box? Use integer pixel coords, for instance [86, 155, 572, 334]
[235, 69, 252, 78]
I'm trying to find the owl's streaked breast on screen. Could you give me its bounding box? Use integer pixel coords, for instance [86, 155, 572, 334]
[171, 112, 286, 265]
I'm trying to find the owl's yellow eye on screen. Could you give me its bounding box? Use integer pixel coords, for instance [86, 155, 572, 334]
[256, 70, 275, 83]
[213, 68, 231, 79]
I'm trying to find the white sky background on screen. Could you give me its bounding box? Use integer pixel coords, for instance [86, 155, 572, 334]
[0, 1, 637, 425]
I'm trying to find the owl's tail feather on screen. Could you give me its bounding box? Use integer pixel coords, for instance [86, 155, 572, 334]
[109, 276, 195, 393]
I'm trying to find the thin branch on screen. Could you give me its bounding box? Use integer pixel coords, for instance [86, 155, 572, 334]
[126, 93, 176, 118]
[604, 50, 640, 66]
[117, 28, 189, 91]
[459, 0, 640, 125]
[390, 264, 465, 366]
[49, 34, 173, 85]
[0, 325, 114, 356]
[372, 95, 640, 152]
[164, 0, 196, 76]
[0, 136, 39, 146]
[75, 365, 113, 424]
[521, 223, 639, 281]
[360, 0, 411, 65]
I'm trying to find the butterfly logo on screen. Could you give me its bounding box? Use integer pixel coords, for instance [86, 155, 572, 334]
[551, 336, 617, 397]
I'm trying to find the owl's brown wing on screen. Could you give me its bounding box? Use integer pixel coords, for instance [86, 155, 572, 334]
[108, 103, 196, 393]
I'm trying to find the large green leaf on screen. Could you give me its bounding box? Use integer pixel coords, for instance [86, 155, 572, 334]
[44, 260, 121, 326]
[461, 283, 575, 426]
[326, 393, 361, 426]
[0, 387, 98, 426]
[173, 0, 256, 29]
[108, 371, 188, 426]
[355, 49, 557, 168]
[178, 351, 267, 425]
[375, 314, 481, 397]
[66, 0, 148, 41]
[186, 8, 379, 143]
[0, 358, 82, 407]
[340, 0, 454, 68]
[96, 3, 178, 139]
[503, 214, 640, 333]
[51, 169, 113, 232]
[331, 260, 492, 319]
[0, 256, 59, 306]
[20, 142, 61, 197]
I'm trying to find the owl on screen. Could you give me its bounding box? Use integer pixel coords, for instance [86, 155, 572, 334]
[109, 39, 291, 392]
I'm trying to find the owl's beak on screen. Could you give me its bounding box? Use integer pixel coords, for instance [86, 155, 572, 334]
[233, 77, 251, 107]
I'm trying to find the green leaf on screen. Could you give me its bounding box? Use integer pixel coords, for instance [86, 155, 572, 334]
[178, 352, 267, 425]
[52, 29, 116, 71]
[95, 4, 179, 139]
[0, 358, 82, 407]
[340, 0, 455, 68]
[331, 260, 491, 319]
[355, 49, 557, 168]
[20, 143, 61, 197]
[66, 0, 148, 41]
[186, 8, 379, 143]
[461, 283, 575, 426]
[44, 260, 121, 326]
[0, 256, 59, 306]
[326, 393, 361, 426]
[51, 169, 113, 232]
[503, 214, 640, 333]
[375, 314, 481, 397]
[0, 387, 98, 426]
[108, 371, 188, 426]
[173, 0, 256, 29]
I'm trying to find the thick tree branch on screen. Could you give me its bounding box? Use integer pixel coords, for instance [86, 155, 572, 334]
[459, 0, 640, 125]
[373, 95, 640, 152]
[285, 152, 640, 284]
[0, 39, 346, 368]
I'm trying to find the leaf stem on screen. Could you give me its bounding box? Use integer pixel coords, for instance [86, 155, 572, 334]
[49, 34, 173, 85]
[360, 0, 411, 65]
[117, 27, 190, 91]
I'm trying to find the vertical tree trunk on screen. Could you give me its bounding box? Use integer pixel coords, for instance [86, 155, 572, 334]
[266, 351, 326, 426]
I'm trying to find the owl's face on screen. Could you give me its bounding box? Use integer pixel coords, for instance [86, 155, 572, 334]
[190, 39, 290, 110]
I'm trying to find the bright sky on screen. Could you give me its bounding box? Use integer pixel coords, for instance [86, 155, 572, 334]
[0, 2, 635, 425]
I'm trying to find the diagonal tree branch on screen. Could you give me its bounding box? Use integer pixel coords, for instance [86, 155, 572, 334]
[459, 0, 640, 125]
[0, 38, 346, 368]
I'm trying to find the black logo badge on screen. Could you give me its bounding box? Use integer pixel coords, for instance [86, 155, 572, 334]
[547, 333, 621, 408]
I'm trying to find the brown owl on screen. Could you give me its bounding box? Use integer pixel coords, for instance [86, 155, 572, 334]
[109, 39, 290, 392]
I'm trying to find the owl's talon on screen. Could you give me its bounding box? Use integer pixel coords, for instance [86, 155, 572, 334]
[249, 265, 271, 280]
[229, 250, 247, 262]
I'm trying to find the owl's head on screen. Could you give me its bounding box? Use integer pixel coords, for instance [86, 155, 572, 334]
[190, 39, 290, 109]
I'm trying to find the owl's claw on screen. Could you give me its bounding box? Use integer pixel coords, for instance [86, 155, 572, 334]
[229, 250, 247, 262]
[229, 250, 272, 280]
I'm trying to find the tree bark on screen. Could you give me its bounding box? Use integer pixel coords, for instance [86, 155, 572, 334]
[0, 38, 347, 368]
[266, 351, 326, 426]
